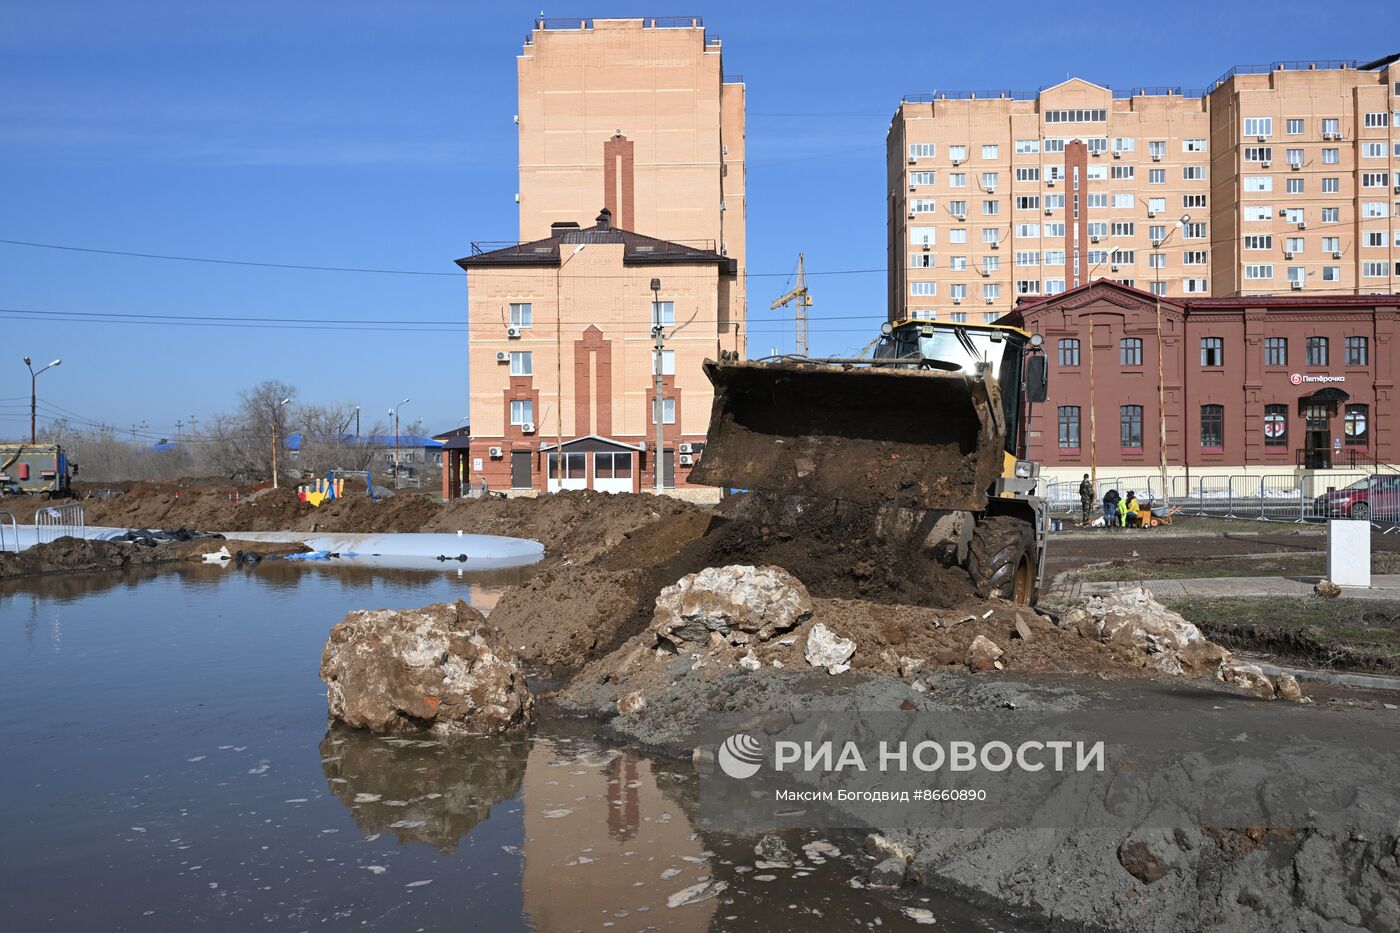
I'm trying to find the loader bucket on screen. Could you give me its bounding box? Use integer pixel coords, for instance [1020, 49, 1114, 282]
[689, 359, 1005, 512]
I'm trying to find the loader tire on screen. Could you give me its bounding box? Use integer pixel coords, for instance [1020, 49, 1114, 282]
[968, 515, 1036, 605]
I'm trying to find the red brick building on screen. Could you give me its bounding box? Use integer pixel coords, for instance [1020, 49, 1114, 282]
[1001, 280, 1398, 482]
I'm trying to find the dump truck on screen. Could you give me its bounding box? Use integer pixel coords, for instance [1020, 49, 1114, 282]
[0, 443, 76, 498]
[690, 319, 1050, 604]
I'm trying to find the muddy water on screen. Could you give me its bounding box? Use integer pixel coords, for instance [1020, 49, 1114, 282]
[0, 566, 1029, 932]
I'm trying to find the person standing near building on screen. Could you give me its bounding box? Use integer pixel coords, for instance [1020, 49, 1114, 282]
[1102, 488, 1121, 529]
[1078, 473, 1094, 526]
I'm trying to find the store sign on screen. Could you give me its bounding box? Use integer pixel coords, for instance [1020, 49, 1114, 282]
[1290, 373, 1346, 385]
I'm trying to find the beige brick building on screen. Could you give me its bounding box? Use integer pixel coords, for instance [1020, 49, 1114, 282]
[888, 56, 1400, 322]
[449, 17, 745, 498]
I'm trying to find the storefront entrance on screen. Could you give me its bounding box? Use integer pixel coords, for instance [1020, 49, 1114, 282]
[543, 436, 641, 494]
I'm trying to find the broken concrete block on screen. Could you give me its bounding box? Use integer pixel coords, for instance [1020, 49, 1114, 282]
[804, 622, 856, 674]
[653, 565, 812, 650]
[1314, 579, 1342, 599]
[866, 856, 907, 888]
[1274, 671, 1305, 702]
[320, 600, 533, 736]
[617, 690, 647, 715]
[965, 634, 1004, 672]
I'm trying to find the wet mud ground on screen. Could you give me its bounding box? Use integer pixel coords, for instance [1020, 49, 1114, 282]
[0, 565, 1038, 932]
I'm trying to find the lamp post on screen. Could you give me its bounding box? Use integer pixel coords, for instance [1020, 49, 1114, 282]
[391, 398, 410, 483]
[552, 243, 586, 492]
[22, 356, 61, 444]
[354, 406, 360, 440]
[1149, 213, 1191, 514]
[650, 277, 665, 494]
[271, 397, 290, 489]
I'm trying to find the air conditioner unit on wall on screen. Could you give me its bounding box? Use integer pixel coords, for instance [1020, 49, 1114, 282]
[1291, 281, 1304, 290]
[1256, 134, 1267, 142]
[495, 351, 509, 362]
[1091, 149, 1101, 157]
[1112, 150, 1121, 159]
[908, 156, 917, 165]
[1333, 250, 1342, 259]
[679, 454, 694, 466]
[922, 242, 931, 251]
[1261, 160, 1270, 168]
[985, 297, 994, 305]
[1091, 235, 1101, 243]
[1047, 178, 1056, 186]
[1151, 153, 1161, 161]
[506, 326, 521, 338]
[1045, 207, 1053, 215]
[679, 443, 693, 454]
[952, 297, 962, 305]
[521, 422, 536, 434]
[1284, 251, 1294, 259]
[488, 446, 503, 458]
[990, 241, 999, 249]
[908, 210, 916, 219]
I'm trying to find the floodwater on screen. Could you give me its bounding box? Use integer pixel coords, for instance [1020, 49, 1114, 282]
[0, 564, 1031, 932]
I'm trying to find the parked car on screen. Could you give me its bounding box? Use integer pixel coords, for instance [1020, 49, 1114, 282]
[1312, 476, 1400, 522]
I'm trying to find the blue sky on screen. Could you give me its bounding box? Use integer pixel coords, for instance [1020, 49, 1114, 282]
[1, 0, 1389, 441]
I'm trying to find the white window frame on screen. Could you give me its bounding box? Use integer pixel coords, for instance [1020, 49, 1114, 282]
[509, 351, 533, 376]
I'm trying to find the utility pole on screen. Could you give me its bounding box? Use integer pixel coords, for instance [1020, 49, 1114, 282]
[189, 415, 198, 436]
[176, 419, 184, 437]
[355, 406, 360, 440]
[22, 356, 62, 444]
[391, 398, 410, 485]
[770, 254, 813, 357]
[553, 243, 586, 492]
[651, 277, 666, 493]
[271, 397, 290, 489]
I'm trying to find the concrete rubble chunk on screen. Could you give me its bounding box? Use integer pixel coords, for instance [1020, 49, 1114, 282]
[804, 622, 856, 674]
[965, 634, 1004, 672]
[1314, 579, 1342, 599]
[652, 564, 813, 651]
[1222, 663, 1279, 700]
[666, 879, 728, 908]
[617, 691, 647, 715]
[866, 855, 908, 888]
[1274, 672, 1305, 702]
[320, 600, 533, 736]
[1060, 586, 1231, 677]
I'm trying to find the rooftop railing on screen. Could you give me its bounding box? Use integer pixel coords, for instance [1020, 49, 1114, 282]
[1206, 59, 1360, 94]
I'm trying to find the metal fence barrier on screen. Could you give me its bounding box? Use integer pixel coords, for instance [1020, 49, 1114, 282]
[34, 502, 85, 545]
[0, 511, 16, 553]
[1045, 472, 1400, 529]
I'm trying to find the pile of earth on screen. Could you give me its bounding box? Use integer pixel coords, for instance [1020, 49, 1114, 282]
[0, 534, 306, 579]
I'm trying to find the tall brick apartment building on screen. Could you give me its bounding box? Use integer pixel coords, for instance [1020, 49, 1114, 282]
[449, 17, 745, 499]
[889, 54, 1400, 322]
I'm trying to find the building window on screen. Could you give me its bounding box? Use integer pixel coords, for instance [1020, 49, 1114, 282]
[1015, 166, 1041, 182]
[983, 283, 1000, 301]
[910, 253, 935, 268]
[1363, 112, 1390, 128]
[509, 399, 533, 425]
[1322, 118, 1340, 136]
[1149, 169, 1165, 184]
[1200, 404, 1224, 450]
[1015, 139, 1040, 154]
[1363, 261, 1389, 277]
[1286, 178, 1304, 194]
[1120, 405, 1143, 449]
[1183, 166, 1205, 180]
[909, 142, 936, 159]
[1183, 138, 1206, 153]
[1184, 250, 1207, 265]
[1362, 142, 1386, 158]
[1322, 177, 1339, 193]
[1265, 336, 1287, 367]
[1346, 336, 1369, 366]
[983, 199, 1000, 215]
[949, 173, 966, 188]
[910, 171, 937, 186]
[1057, 406, 1081, 449]
[1244, 117, 1273, 137]
[1183, 222, 1206, 239]
[949, 311, 968, 323]
[949, 284, 967, 301]
[652, 349, 676, 375]
[911, 198, 938, 213]
[1321, 207, 1340, 223]
[1058, 338, 1080, 367]
[982, 144, 999, 159]
[652, 397, 676, 425]
[509, 302, 533, 328]
[652, 300, 675, 326]
[1344, 404, 1369, 445]
[594, 451, 633, 480]
[547, 452, 586, 480]
[1200, 337, 1224, 367]
[509, 351, 533, 376]
[1120, 338, 1143, 366]
[1321, 148, 1339, 164]
[1264, 404, 1288, 448]
[911, 281, 937, 296]
[1245, 263, 1274, 279]
[1306, 336, 1328, 367]
[910, 226, 936, 246]
[1286, 118, 1305, 135]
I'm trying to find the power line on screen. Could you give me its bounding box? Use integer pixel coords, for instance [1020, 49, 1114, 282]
[0, 236, 887, 279]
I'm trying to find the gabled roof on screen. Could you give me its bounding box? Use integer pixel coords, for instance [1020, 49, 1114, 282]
[457, 208, 736, 273]
[538, 434, 645, 452]
[1038, 77, 1110, 96]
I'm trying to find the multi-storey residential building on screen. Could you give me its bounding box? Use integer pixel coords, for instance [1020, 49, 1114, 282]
[888, 55, 1400, 321]
[450, 17, 744, 500]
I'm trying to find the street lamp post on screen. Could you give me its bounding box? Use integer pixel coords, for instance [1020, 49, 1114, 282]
[355, 406, 360, 440]
[650, 278, 666, 494]
[271, 397, 290, 489]
[391, 398, 410, 484]
[22, 356, 62, 444]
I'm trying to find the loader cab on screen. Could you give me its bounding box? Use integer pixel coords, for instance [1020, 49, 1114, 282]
[875, 321, 1045, 459]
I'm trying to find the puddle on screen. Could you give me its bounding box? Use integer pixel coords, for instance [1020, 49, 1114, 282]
[0, 566, 1031, 931]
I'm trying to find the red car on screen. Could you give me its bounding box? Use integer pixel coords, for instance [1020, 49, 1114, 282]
[1313, 476, 1400, 523]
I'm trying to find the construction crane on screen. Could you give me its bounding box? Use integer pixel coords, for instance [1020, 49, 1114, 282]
[770, 253, 813, 357]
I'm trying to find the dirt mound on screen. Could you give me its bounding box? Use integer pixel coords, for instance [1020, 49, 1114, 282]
[426, 491, 699, 563]
[642, 496, 978, 609]
[0, 536, 175, 578]
[488, 565, 650, 672]
[291, 492, 442, 534]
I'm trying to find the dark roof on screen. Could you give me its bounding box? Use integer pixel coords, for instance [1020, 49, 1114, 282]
[433, 426, 470, 440]
[456, 208, 736, 274]
[1359, 52, 1400, 70]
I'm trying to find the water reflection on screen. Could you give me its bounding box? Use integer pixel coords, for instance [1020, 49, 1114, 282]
[320, 723, 528, 852]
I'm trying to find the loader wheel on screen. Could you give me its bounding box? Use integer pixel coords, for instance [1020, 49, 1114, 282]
[968, 515, 1036, 605]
